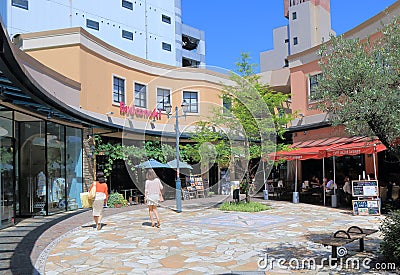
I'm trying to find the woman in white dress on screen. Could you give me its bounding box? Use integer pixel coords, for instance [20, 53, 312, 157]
[145, 169, 163, 227]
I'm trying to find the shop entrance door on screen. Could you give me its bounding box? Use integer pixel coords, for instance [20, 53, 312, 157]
[0, 108, 14, 227]
[19, 120, 46, 216]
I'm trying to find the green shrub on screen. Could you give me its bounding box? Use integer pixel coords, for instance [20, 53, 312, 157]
[219, 201, 271, 212]
[379, 210, 400, 264]
[107, 192, 127, 208]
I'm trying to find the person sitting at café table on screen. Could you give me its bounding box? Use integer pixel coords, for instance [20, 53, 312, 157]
[323, 177, 335, 190]
[310, 176, 321, 188]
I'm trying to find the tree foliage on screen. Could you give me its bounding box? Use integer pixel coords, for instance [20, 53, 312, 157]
[94, 136, 176, 177]
[190, 53, 293, 200]
[316, 16, 400, 153]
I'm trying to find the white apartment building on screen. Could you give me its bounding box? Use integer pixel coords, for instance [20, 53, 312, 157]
[0, 0, 205, 67]
[260, 0, 335, 72]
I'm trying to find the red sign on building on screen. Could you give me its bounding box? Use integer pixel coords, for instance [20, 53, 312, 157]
[119, 102, 162, 120]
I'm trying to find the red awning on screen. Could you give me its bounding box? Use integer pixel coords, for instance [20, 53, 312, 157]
[268, 136, 386, 161]
[269, 145, 333, 161]
[324, 140, 386, 157]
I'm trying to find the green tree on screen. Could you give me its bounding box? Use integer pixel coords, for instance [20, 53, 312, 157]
[191, 53, 293, 201]
[316, 16, 400, 154]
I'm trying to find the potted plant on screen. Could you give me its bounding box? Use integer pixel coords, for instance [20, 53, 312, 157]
[107, 192, 127, 208]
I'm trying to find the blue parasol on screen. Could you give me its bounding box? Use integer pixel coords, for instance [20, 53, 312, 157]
[136, 158, 169, 169]
[167, 159, 193, 170]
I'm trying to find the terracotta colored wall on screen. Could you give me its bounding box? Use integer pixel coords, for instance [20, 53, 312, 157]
[292, 125, 347, 143]
[364, 154, 377, 179]
[290, 59, 323, 116]
[312, 0, 330, 12]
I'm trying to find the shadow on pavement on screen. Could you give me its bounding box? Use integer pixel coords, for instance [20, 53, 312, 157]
[142, 221, 153, 227]
[9, 210, 86, 274]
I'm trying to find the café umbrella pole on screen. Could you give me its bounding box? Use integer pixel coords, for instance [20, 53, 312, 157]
[373, 144, 377, 179]
[263, 161, 267, 190]
[333, 156, 336, 195]
[262, 161, 269, 200]
[293, 159, 299, 203]
[323, 157, 326, 206]
[332, 156, 338, 207]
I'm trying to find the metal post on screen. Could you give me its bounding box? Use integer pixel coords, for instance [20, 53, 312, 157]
[373, 144, 377, 180]
[294, 159, 298, 193]
[175, 106, 182, 213]
[293, 159, 299, 203]
[323, 157, 326, 206]
[333, 156, 336, 195]
[332, 156, 338, 208]
[263, 161, 266, 190]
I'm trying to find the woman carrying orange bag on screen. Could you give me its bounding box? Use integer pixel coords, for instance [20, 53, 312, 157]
[89, 171, 108, 230]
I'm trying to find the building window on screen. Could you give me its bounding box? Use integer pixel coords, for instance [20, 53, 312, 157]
[162, 42, 171, 52]
[122, 0, 133, 10]
[222, 96, 232, 114]
[157, 88, 171, 111]
[292, 12, 297, 20]
[309, 73, 322, 101]
[113, 76, 125, 103]
[183, 91, 198, 113]
[293, 37, 298, 45]
[86, 19, 99, 31]
[12, 0, 28, 10]
[135, 83, 147, 108]
[162, 14, 171, 24]
[122, 30, 133, 40]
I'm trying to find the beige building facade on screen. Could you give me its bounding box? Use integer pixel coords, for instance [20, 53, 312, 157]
[16, 27, 230, 136]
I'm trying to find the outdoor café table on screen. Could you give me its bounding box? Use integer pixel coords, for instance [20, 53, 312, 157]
[121, 189, 137, 200]
[300, 188, 313, 203]
[272, 187, 284, 200]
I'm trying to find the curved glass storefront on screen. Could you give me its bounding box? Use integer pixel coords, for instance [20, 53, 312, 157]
[0, 106, 83, 228]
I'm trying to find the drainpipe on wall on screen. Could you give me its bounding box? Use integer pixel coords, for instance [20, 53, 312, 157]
[144, 0, 148, 60]
[69, 0, 72, 27]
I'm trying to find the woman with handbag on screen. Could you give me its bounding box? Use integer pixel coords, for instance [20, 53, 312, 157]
[89, 171, 108, 230]
[144, 168, 163, 228]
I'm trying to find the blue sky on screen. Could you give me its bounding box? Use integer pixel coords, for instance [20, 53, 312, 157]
[181, 0, 398, 73]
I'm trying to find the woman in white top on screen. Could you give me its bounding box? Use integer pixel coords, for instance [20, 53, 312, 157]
[145, 169, 163, 227]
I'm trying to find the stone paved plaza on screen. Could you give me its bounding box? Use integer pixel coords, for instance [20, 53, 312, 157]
[23, 197, 389, 274]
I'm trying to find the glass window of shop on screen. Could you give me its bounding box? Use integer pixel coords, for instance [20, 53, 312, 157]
[0, 108, 14, 228]
[18, 119, 46, 216]
[65, 127, 82, 210]
[17, 113, 83, 216]
[46, 124, 83, 214]
[47, 122, 66, 214]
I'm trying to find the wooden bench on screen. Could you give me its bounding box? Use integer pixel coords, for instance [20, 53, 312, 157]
[314, 226, 378, 261]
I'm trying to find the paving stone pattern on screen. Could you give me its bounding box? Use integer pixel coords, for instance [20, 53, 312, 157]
[0, 197, 394, 274]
